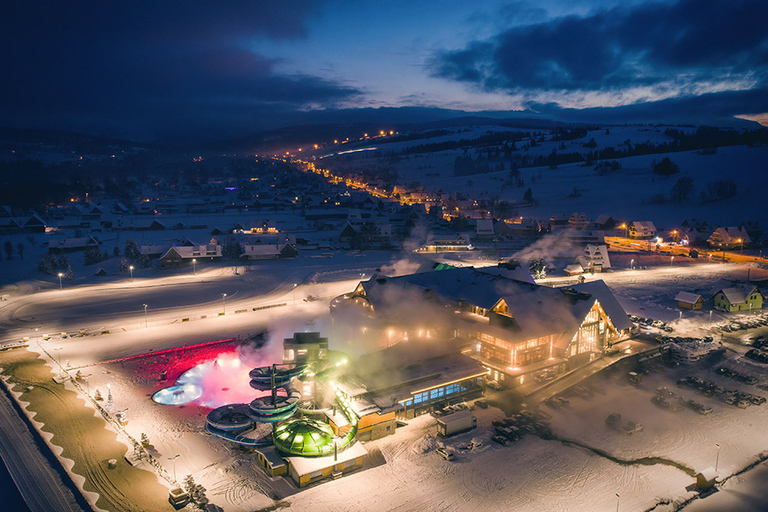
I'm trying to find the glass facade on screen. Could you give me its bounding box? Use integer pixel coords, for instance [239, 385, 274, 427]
[405, 376, 483, 409]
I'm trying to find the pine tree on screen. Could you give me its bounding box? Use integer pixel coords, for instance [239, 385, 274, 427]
[124, 239, 141, 261]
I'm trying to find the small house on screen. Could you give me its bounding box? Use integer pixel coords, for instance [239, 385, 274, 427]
[711, 283, 763, 312]
[628, 221, 657, 240]
[675, 292, 704, 310]
[160, 244, 222, 268]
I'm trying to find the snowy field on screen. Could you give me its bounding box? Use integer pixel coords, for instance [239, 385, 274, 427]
[318, 125, 768, 228]
[1, 214, 767, 512]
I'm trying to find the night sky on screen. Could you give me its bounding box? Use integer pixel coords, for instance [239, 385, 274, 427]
[2, 0, 767, 142]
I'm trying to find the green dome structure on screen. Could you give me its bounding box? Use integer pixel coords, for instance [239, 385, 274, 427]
[273, 418, 336, 457]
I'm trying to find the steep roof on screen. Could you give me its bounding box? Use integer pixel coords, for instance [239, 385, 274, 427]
[675, 291, 704, 304]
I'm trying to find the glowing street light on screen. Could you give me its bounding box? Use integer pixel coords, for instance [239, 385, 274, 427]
[129, 265, 134, 282]
[292, 284, 297, 304]
[670, 256, 674, 265]
[222, 293, 227, 315]
[143, 304, 148, 328]
[168, 454, 180, 482]
[715, 443, 721, 472]
[630, 259, 634, 270]
[192, 258, 196, 275]
[710, 310, 713, 324]
[58, 272, 63, 290]
[53, 347, 63, 378]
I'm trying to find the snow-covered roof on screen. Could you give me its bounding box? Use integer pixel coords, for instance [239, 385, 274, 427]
[285, 441, 367, 476]
[344, 338, 486, 412]
[631, 221, 657, 231]
[709, 280, 763, 304]
[161, 245, 222, 259]
[674, 291, 703, 304]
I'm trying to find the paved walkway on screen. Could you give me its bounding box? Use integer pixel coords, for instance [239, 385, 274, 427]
[0, 381, 87, 512]
[523, 340, 662, 405]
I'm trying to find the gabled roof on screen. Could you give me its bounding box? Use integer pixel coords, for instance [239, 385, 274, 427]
[161, 245, 222, 260]
[714, 285, 762, 305]
[709, 280, 763, 303]
[49, 236, 100, 249]
[675, 292, 704, 304]
[631, 221, 657, 231]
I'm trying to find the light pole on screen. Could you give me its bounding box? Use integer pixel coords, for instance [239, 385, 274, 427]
[715, 443, 721, 472]
[53, 347, 63, 378]
[129, 265, 134, 282]
[143, 304, 148, 328]
[616, 493, 620, 512]
[670, 256, 674, 265]
[293, 283, 297, 304]
[58, 272, 63, 290]
[630, 259, 634, 270]
[192, 258, 196, 275]
[168, 454, 180, 482]
[679, 310, 683, 320]
[709, 310, 713, 324]
[222, 293, 227, 315]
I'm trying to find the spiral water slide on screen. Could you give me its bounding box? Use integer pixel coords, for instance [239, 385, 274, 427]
[205, 364, 360, 456]
[205, 364, 304, 446]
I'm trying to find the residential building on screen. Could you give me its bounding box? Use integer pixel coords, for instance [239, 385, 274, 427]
[707, 227, 751, 249]
[628, 221, 657, 240]
[675, 292, 704, 310]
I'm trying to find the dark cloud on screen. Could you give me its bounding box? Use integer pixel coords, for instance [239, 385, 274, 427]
[0, 1, 361, 142]
[431, 0, 768, 92]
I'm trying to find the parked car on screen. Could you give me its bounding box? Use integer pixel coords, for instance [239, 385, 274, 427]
[435, 447, 454, 460]
[491, 435, 511, 446]
[474, 399, 488, 409]
[487, 381, 503, 391]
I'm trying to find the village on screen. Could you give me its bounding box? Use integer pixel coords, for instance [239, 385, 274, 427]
[0, 125, 767, 512]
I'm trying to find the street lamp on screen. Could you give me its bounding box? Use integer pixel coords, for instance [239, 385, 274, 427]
[670, 256, 674, 265]
[616, 493, 620, 512]
[715, 443, 721, 472]
[143, 304, 148, 328]
[53, 347, 63, 378]
[58, 272, 63, 290]
[630, 259, 634, 270]
[192, 258, 196, 275]
[710, 310, 713, 324]
[737, 238, 743, 255]
[168, 454, 180, 482]
[129, 265, 134, 282]
[293, 283, 297, 304]
[221, 293, 227, 315]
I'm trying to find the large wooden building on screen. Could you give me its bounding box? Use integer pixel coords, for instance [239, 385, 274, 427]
[331, 266, 632, 386]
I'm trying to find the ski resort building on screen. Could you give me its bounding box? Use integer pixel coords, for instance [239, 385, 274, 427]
[331, 266, 632, 386]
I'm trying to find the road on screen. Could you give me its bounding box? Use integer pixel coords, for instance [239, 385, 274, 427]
[0, 382, 86, 512]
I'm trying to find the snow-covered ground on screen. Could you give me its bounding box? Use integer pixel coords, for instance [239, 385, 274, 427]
[2, 213, 768, 512]
[318, 124, 768, 228]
